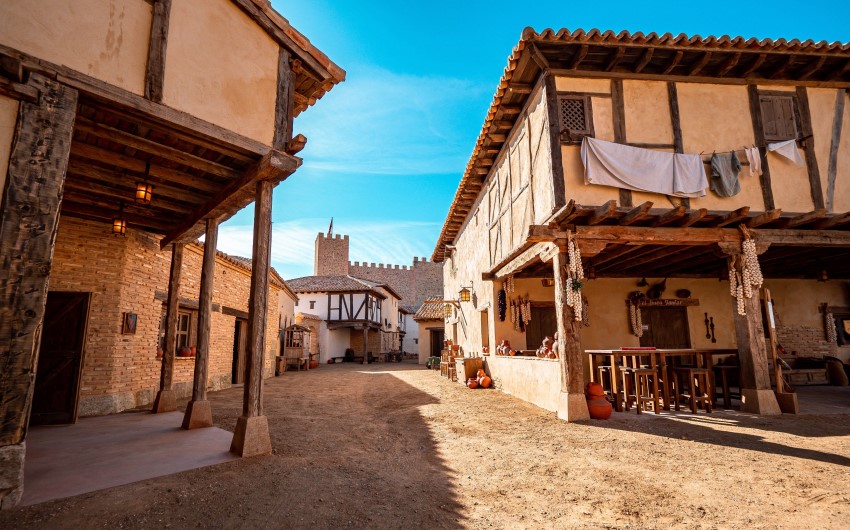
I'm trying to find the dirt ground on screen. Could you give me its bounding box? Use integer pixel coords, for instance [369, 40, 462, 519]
[3, 362, 850, 529]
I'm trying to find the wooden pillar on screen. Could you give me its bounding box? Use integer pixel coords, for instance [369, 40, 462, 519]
[230, 181, 273, 457]
[0, 74, 77, 509]
[144, 0, 172, 103]
[182, 218, 217, 429]
[552, 249, 589, 422]
[273, 50, 296, 150]
[152, 243, 183, 413]
[732, 281, 781, 415]
[362, 327, 369, 364]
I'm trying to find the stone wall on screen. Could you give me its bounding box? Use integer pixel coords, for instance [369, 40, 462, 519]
[314, 232, 349, 276]
[50, 216, 281, 416]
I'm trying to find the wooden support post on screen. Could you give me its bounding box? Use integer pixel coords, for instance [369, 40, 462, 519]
[552, 249, 589, 422]
[731, 277, 781, 415]
[0, 74, 77, 509]
[144, 0, 172, 103]
[362, 327, 369, 364]
[152, 243, 183, 413]
[231, 181, 273, 457]
[273, 49, 295, 151]
[182, 218, 217, 429]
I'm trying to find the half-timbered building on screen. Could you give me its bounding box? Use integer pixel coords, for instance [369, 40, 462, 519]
[434, 28, 850, 421]
[0, 0, 343, 508]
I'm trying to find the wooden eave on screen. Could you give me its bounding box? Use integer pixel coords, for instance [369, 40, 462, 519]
[431, 27, 850, 263]
[488, 201, 850, 281]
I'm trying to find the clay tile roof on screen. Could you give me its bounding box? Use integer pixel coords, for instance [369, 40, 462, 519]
[413, 297, 446, 321]
[286, 275, 393, 299]
[400, 305, 418, 315]
[431, 27, 850, 262]
[296, 312, 323, 321]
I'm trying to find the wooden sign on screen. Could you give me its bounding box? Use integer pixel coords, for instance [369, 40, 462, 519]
[625, 298, 700, 307]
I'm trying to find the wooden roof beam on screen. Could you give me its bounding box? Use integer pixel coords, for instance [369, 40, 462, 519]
[784, 208, 827, 228]
[800, 56, 828, 81]
[717, 53, 742, 77]
[586, 200, 618, 225]
[714, 206, 750, 227]
[651, 205, 686, 227]
[569, 44, 589, 70]
[508, 84, 533, 95]
[160, 149, 299, 248]
[662, 51, 684, 75]
[688, 52, 712, 76]
[680, 208, 708, 227]
[770, 55, 797, 79]
[574, 225, 850, 247]
[815, 212, 850, 230]
[618, 201, 653, 226]
[634, 48, 654, 73]
[742, 53, 768, 77]
[745, 209, 782, 228]
[605, 47, 626, 72]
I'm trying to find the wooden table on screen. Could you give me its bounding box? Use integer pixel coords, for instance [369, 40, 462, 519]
[586, 349, 737, 411]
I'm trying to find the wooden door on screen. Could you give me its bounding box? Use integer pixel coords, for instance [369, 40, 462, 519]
[31, 292, 91, 425]
[430, 329, 444, 357]
[639, 307, 692, 349]
[526, 306, 557, 351]
[231, 318, 248, 384]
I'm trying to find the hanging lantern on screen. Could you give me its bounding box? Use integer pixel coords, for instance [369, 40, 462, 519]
[135, 162, 153, 205]
[135, 182, 153, 205]
[444, 303, 454, 318]
[112, 202, 127, 236]
[458, 287, 471, 303]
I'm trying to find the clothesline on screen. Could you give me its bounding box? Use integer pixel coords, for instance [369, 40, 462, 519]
[696, 133, 812, 160]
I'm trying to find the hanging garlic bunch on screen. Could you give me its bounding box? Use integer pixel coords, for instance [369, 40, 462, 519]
[729, 231, 764, 316]
[629, 301, 643, 337]
[525, 299, 532, 325]
[505, 275, 515, 294]
[565, 235, 585, 322]
[825, 309, 838, 343]
[509, 299, 516, 324]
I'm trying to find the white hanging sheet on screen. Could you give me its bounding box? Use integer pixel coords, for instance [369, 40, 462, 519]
[767, 139, 804, 166]
[580, 137, 707, 198]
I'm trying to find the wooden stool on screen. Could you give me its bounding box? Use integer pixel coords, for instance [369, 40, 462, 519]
[713, 365, 738, 409]
[671, 367, 712, 414]
[447, 360, 457, 382]
[622, 367, 660, 414]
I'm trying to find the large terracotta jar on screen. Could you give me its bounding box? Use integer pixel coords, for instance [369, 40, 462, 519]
[585, 382, 612, 420]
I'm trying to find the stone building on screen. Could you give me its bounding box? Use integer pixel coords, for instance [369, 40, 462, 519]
[0, 0, 343, 508]
[312, 231, 443, 352]
[433, 28, 850, 421]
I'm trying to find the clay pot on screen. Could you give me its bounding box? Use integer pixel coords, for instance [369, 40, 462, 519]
[189, 345, 197, 356]
[482, 346, 489, 354]
[508, 349, 516, 356]
[477, 369, 487, 378]
[586, 396, 613, 420]
[585, 382, 605, 398]
[467, 378, 479, 389]
[179, 346, 191, 357]
[478, 376, 492, 388]
[547, 351, 557, 359]
[309, 360, 318, 369]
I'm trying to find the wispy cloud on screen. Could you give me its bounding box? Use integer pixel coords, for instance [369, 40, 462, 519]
[217, 217, 441, 279]
[295, 65, 488, 176]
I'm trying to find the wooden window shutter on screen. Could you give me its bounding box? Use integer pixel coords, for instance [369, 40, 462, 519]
[759, 95, 798, 142]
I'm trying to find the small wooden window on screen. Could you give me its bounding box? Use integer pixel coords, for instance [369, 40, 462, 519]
[759, 95, 798, 142]
[175, 311, 192, 351]
[557, 95, 593, 143]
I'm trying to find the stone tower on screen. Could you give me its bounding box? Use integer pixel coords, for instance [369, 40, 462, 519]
[314, 232, 350, 276]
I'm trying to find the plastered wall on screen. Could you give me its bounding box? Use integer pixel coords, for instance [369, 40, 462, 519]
[0, 95, 19, 209]
[0, 0, 151, 95]
[164, 0, 279, 144]
[553, 76, 850, 215]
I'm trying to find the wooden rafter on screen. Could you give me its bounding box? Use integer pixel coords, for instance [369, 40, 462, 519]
[619, 201, 654, 226]
[651, 205, 686, 227]
[716, 53, 742, 77]
[634, 48, 654, 73]
[605, 47, 626, 72]
[714, 206, 750, 227]
[688, 52, 712, 76]
[742, 54, 768, 77]
[784, 208, 827, 228]
[586, 200, 618, 225]
[569, 45, 589, 70]
[680, 208, 708, 227]
[745, 209, 782, 228]
[661, 51, 684, 75]
[799, 56, 828, 81]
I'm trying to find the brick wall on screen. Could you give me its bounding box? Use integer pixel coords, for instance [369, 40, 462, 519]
[349, 328, 382, 354]
[50, 217, 281, 416]
[775, 324, 838, 359]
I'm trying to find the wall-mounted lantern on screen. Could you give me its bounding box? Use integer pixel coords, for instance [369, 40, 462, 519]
[134, 162, 153, 205]
[112, 202, 127, 236]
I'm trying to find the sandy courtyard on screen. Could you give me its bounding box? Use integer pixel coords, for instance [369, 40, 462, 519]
[2, 362, 849, 529]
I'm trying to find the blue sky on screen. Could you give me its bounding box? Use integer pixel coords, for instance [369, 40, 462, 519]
[216, 0, 850, 279]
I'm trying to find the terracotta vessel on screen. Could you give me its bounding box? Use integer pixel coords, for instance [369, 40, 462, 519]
[586, 396, 613, 420]
[155, 347, 163, 360]
[478, 376, 492, 388]
[467, 378, 479, 389]
[309, 360, 318, 369]
[585, 382, 605, 398]
[179, 346, 191, 357]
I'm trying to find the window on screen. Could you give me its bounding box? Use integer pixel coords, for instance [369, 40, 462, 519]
[309, 300, 315, 310]
[176, 311, 192, 351]
[557, 95, 593, 143]
[759, 94, 799, 142]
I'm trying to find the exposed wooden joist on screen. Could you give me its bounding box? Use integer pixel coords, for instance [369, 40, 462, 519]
[63, 174, 194, 215]
[799, 56, 828, 81]
[785, 208, 827, 228]
[717, 53, 741, 77]
[74, 117, 240, 179]
[745, 209, 782, 228]
[619, 201, 654, 226]
[509, 84, 533, 95]
[688, 52, 712, 76]
[605, 47, 626, 72]
[714, 206, 751, 227]
[0, 76, 39, 104]
[680, 208, 708, 227]
[771, 55, 797, 79]
[160, 150, 299, 248]
[651, 205, 686, 227]
[742, 54, 768, 77]
[634, 48, 654, 73]
[569, 45, 589, 70]
[815, 212, 850, 230]
[572, 224, 850, 247]
[144, 0, 172, 103]
[586, 200, 618, 225]
[662, 51, 684, 75]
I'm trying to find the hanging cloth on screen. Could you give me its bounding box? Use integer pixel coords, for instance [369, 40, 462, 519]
[581, 137, 707, 197]
[744, 146, 762, 178]
[767, 139, 804, 166]
[709, 152, 742, 197]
